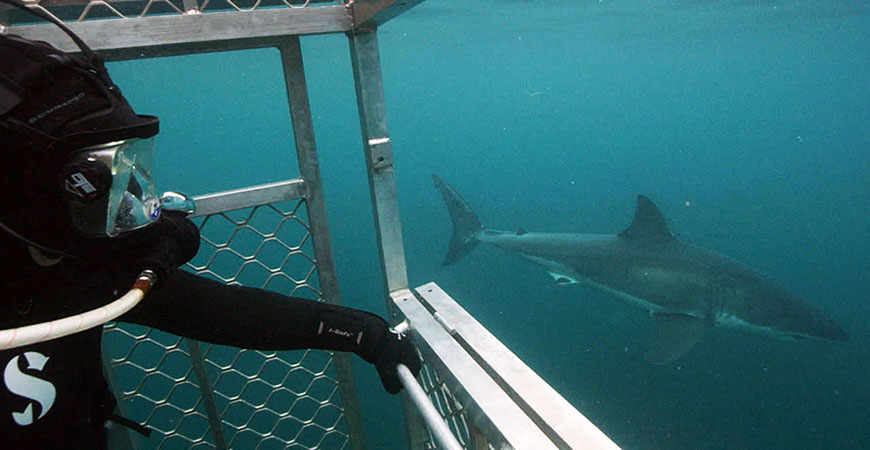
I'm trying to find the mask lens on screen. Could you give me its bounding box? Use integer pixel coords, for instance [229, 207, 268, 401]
[67, 137, 159, 236]
[106, 138, 159, 235]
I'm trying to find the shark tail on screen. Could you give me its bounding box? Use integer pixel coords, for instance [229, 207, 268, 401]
[432, 174, 482, 266]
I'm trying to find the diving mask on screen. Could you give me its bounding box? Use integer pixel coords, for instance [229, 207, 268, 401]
[62, 137, 195, 237]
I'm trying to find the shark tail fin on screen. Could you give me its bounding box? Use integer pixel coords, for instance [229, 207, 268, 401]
[432, 174, 482, 266]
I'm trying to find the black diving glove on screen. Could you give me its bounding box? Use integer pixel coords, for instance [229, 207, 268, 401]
[82, 210, 200, 282]
[372, 326, 421, 395]
[314, 309, 421, 394]
[131, 210, 201, 281]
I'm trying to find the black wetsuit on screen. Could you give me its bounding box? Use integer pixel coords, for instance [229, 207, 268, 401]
[1, 240, 388, 449]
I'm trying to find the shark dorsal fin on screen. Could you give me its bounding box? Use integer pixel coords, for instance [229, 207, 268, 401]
[618, 195, 676, 243]
[517, 227, 528, 236]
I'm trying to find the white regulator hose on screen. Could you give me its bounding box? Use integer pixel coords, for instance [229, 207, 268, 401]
[0, 270, 157, 351]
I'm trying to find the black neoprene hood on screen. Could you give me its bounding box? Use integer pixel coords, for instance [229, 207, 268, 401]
[0, 33, 158, 158]
[0, 35, 158, 240]
[0, 0, 158, 181]
[0, 2, 159, 248]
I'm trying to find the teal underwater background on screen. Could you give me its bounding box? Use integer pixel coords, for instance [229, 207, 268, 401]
[108, 0, 869, 448]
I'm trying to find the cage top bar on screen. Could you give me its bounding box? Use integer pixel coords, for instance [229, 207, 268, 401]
[1, 0, 425, 58]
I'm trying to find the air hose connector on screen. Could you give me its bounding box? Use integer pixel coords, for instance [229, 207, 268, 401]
[135, 269, 158, 292]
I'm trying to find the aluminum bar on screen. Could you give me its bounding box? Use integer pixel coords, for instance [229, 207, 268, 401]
[392, 289, 559, 449]
[6, 1, 427, 58]
[7, 7, 351, 57]
[348, 29, 408, 296]
[415, 283, 621, 449]
[349, 29, 423, 449]
[187, 339, 229, 450]
[351, 0, 426, 29]
[397, 363, 463, 450]
[191, 179, 305, 218]
[278, 35, 366, 450]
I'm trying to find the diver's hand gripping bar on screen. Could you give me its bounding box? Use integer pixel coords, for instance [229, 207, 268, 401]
[0, 271, 157, 351]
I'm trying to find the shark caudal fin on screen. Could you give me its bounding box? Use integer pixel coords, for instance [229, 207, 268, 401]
[432, 174, 482, 266]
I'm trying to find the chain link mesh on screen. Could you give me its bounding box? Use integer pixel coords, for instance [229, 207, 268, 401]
[102, 198, 351, 449]
[10, 0, 349, 25]
[416, 360, 471, 449]
[414, 354, 504, 449]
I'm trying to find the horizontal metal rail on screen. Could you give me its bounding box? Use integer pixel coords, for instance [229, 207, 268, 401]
[1, 0, 425, 59]
[5, 7, 350, 56]
[192, 179, 306, 217]
[416, 283, 620, 449]
[394, 284, 622, 450]
[392, 288, 560, 449]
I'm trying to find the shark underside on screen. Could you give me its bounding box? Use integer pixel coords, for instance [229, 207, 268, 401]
[432, 174, 848, 363]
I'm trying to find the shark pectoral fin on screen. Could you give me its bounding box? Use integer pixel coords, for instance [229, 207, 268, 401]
[547, 271, 578, 285]
[644, 313, 707, 364]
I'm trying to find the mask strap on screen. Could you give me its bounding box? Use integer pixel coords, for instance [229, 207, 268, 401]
[1, 0, 98, 59]
[0, 0, 116, 88]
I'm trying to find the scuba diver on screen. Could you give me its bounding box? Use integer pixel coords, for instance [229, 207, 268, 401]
[0, 0, 421, 447]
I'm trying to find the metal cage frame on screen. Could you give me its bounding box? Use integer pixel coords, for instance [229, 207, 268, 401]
[3, 1, 621, 448]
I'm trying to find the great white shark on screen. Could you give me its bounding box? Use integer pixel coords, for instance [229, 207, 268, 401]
[433, 174, 848, 363]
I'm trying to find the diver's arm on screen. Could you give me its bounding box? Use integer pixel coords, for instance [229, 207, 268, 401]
[119, 269, 387, 363]
[113, 213, 418, 393]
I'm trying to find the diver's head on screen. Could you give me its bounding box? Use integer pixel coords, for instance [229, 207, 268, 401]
[0, 27, 161, 254]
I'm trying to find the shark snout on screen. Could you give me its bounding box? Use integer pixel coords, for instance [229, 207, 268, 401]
[781, 312, 850, 342]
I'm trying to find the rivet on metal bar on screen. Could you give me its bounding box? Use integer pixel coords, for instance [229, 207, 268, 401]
[367, 136, 393, 170]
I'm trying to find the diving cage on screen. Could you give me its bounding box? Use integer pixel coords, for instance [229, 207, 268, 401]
[2, 1, 621, 448]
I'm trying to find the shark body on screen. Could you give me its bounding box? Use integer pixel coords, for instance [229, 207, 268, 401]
[433, 175, 848, 363]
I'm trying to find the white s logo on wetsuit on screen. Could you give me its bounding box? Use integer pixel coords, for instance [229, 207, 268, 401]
[4, 352, 56, 426]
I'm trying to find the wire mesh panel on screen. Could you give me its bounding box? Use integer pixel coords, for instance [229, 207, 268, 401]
[102, 196, 352, 449]
[190, 200, 318, 296]
[416, 360, 473, 450]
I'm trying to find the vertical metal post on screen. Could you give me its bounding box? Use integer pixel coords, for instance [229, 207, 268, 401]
[347, 29, 409, 299]
[187, 339, 229, 450]
[100, 336, 137, 450]
[348, 29, 429, 450]
[278, 35, 367, 450]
